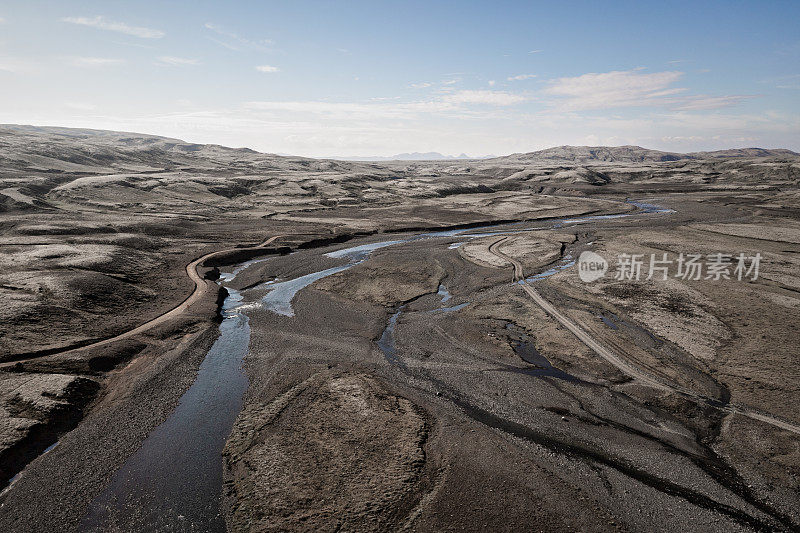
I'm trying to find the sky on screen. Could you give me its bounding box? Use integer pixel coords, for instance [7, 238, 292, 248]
[1, 0, 799, 157]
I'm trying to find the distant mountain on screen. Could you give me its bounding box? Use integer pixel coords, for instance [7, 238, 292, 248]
[492, 145, 799, 164]
[327, 152, 495, 161]
[2, 126, 795, 168]
[0, 124, 355, 176]
[688, 148, 800, 159]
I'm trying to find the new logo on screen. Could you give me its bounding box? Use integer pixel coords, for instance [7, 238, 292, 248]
[578, 251, 608, 282]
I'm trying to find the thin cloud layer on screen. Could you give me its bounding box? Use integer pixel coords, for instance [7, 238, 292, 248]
[542, 69, 753, 112]
[204, 23, 273, 51]
[545, 69, 685, 110]
[674, 95, 754, 111]
[3, 9, 792, 156]
[62, 16, 164, 39]
[156, 56, 201, 66]
[244, 100, 458, 120]
[444, 90, 528, 106]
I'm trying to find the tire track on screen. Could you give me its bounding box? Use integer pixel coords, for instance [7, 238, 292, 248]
[486, 236, 800, 436]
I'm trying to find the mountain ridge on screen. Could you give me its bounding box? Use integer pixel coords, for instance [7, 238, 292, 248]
[492, 144, 799, 163]
[324, 152, 494, 161]
[1, 125, 797, 164]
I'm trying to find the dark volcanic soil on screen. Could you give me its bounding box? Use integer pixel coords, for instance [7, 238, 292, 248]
[1, 127, 798, 532]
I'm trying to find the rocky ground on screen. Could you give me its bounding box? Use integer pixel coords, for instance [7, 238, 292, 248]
[0, 125, 798, 532]
[223, 192, 799, 532]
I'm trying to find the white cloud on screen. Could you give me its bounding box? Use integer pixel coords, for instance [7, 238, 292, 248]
[241, 94, 521, 122]
[443, 90, 528, 106]
[241, 91, 527, 127]
[110, 40, 155, 50]
[544, 69, 685, 110]
[528, 49, 542, 54]
[409, 82, 432, 89]
[7, 102, 797, 159]
[255, 65, 279, 73]
[244, 100, 453, 120]
[507, 74, 537, 81]
[488, 80, 496, 86]
[62, 16, 164, 39]
[204, 22, 272, 51]
[542, 68, 753, 112]
[442, 79, 460, 86]
[208, 37, 238, 51]
[67, 56, 124, 68]
[156, 56, 201, 66]
[672, 95, 754, 111]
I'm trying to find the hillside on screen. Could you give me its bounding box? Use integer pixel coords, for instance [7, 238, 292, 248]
[494, 145, 798, 164]
[2, 125, 798, 216]
[0, 124, 351, 174]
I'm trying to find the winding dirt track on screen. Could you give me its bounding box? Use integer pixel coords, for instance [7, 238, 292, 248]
[487, 236, 800, 436]
[7, 235, 281, 363]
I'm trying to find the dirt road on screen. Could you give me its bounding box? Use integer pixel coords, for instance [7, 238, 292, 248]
[487, 236, 800, 436]
[3, 235, 282, 365]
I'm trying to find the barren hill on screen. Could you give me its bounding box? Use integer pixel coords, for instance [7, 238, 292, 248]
[494, 145, 798, 164]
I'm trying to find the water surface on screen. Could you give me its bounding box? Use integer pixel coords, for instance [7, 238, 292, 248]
[259, 240, 402, 316]
[437, 284, 452, 302]
[77, 198, 672, 530]
[510, 341, 579, 382]
[377, 307, 407, 368]
[81, 287, 251, 532]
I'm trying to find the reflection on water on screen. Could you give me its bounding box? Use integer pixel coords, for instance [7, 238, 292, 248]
[434, 284, 470, 312]
[377, 307, 406, 368]
[76, 198, 672, 531]
[258, 241, 402, 316]
[601, 315, 619, 330]
[510, 340, 580, 382]
[260, 264, 352, 316]
[437, 283, 452, 302]
[218, 257, 273, 283]
[261, 198, 674, 317]
[81, 287, 251, 532]
[324, 240, 403, 261]
[526, 255, 576, 283]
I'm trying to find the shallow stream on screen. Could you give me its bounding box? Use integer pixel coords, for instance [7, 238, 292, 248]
[79, 198, 671, 529]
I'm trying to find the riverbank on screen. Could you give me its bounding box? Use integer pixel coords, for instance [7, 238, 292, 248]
[219, 192, 799, 531]
[0, 196, 618, 531]
[2, 130, 798, 531]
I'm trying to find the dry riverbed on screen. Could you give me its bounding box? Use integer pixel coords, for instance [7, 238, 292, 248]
[1, 127, 799, 532]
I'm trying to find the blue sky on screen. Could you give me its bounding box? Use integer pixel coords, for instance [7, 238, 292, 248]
[1, 0, 798, 156]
